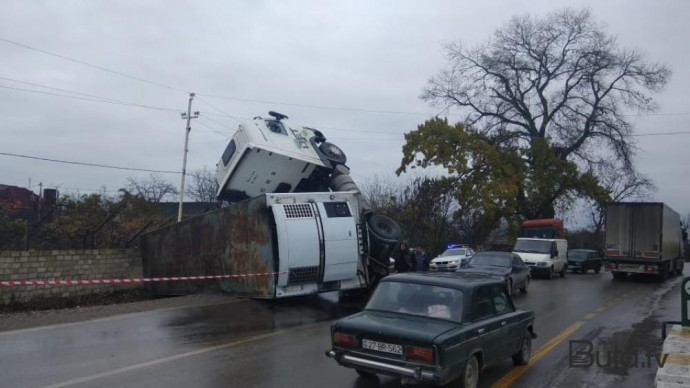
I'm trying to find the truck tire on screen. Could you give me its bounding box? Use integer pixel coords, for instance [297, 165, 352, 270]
[612, 271, 626, 280]
[319, 142, 347, 165]
[560, 264, 567, 278]
[367, 214, 402, 242]
[659, 263, 670, 281]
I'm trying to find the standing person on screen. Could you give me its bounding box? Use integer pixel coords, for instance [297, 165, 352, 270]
[395, 242, 413, 273]
[413, 247, 429, 272]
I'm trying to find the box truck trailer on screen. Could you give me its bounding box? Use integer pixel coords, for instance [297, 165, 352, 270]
[604, 202, 684, 280]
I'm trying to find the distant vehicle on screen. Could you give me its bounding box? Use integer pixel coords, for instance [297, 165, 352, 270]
[604, 202, 684, 280]
[429, 246, 475, 272]
[568, 249, 602, 274]
[325, 273, 537, 387]
[513, 238, 568, 279]
[455, 252, 531, 295]
[520, 218, 564, 239]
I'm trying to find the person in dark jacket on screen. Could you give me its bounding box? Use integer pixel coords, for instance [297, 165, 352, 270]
[395, 243, 414, 273]
[412, 247, 429, 272]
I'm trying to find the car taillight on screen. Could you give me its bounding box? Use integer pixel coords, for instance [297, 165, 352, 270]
[608, 263, 617, 270]
[646, 266, 658, 274]
[405, 346, 434, 363]
[333, 332, 357, 347]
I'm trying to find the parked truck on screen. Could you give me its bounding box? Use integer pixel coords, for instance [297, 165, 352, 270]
[140, 112, 401, 298]
[603, 202, 684, 280]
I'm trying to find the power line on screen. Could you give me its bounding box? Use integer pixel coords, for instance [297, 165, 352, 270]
[195, 119, 232, 137]
[0, 84, 179, 113]
[633, 131, 690, 137]
[0, 151, 181, 174]
[196, 96, 243, 125]
[0, 36, 188, 94]
[4, 37, 690, 120]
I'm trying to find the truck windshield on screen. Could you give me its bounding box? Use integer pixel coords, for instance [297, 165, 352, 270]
[514, 239, 552, 254]
[366, 281, 464, 322]
[521, 226, 556, 238]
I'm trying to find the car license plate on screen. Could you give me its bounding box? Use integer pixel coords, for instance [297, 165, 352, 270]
[362, 339, 402, 355]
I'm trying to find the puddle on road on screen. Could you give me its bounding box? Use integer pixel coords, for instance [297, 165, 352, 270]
[161, 293, 366, 343]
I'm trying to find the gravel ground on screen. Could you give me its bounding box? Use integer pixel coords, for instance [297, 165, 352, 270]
[0, 292, 240, 332]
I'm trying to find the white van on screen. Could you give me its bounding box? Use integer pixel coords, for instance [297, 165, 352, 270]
[513, 238, 568, 278]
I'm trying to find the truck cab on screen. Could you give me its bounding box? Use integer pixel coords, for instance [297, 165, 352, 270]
[520, 219, 564, 239]
[215, 111, 347, 202]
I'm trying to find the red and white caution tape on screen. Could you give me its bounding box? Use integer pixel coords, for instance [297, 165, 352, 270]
[0, 271, 287, 287]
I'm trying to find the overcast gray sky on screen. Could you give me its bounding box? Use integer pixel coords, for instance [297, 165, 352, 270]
[1, 0, 688, 226]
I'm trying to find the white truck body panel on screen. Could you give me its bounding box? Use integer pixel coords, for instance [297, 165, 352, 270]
[267, 192, 365, 298]
[604, 202, 683, 277]
[605, 203, 680, 260]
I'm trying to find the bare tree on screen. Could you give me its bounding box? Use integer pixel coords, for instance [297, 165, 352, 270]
[186, 167, 219, 203]
[589, 161, 656, 232]
[125, 174, 178, 203]
[422, 8, 670, 183]
[360, 174, 399, 213]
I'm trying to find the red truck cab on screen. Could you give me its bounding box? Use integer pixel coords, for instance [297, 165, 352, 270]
[520, 219, 564, 239]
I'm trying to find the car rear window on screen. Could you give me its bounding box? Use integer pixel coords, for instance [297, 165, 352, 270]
[366, 281, 464, 322]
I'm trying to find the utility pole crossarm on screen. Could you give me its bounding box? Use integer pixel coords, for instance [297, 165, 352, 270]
[178, 93, 199, 222]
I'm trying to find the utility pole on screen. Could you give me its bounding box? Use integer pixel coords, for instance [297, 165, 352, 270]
[38, 182, 43, 222]
[178, 93, 199, 222]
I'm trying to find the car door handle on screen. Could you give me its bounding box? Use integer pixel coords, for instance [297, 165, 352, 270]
[478, 328, 485, 334]
[501, 321, 507, 326]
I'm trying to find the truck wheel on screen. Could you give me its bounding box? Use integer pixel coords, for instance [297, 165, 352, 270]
[612, 271, 626, 280]
[512, 333, 532, 365]
[460, 355, 479, 388]
[659, 263, 670, 281]
[319, 142, 347, 165]
[367, 214, 402, 241]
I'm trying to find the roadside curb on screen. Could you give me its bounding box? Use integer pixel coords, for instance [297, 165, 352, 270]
[656, 325, 690, 388]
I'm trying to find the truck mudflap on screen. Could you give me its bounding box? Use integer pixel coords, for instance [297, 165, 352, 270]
[140, 196, 277, 298]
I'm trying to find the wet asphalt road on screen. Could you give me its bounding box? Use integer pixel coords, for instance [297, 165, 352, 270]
[0, 268, 685, 388]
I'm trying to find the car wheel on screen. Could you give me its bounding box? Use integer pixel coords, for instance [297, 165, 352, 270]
[560, 264, 566, 278]
[594, 265, 601, 274]
[355, 369, 376, 379]
[520, 276, 529, 294]
[507, 279, 513, 296]
[512, 334, 532, 365]
[548, 266, 554, 279]
[460, 355, 480, 388]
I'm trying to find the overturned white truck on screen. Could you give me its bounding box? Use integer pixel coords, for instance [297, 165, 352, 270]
[140, 112, 401, 298]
